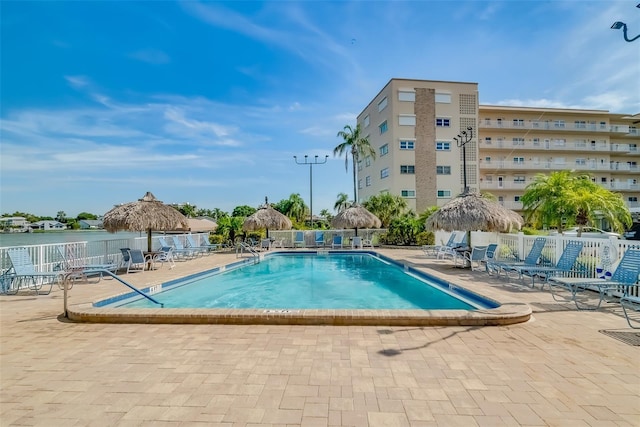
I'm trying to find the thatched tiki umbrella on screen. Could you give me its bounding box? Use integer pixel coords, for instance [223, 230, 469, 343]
[331, 203, 381, 236]
[425, 192, 523, 246]
[242, 197, 292, 237]
[103, 192, 189, 252]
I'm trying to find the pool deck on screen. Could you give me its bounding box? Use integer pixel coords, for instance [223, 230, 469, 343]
[1, 248, 638, 426]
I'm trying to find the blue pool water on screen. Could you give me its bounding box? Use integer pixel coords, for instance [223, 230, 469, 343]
[116, 253, 489, 310]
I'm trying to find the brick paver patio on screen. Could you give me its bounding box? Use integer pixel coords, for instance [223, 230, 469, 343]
[1, 248, 638, 426]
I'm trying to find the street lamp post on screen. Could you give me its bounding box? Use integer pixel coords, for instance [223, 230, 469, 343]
[294, 154, 329, 228]
[454, 126, 474, 194]
[611, 3, 640, 42]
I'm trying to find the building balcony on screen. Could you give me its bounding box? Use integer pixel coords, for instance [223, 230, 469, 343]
[479, 160, 638, 172]
[479, 141, 610, 152]
[480, 120, 635, 135]
[479, 181, 528, 190]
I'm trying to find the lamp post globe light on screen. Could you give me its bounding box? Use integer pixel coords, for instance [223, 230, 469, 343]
[294, 154, 329, 228]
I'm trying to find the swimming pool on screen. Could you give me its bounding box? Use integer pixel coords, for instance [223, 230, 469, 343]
[69, 250, 532, 326]
[117, 253, 483, 310]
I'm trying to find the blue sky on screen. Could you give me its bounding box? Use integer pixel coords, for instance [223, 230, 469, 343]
[1, 1, 639, 218]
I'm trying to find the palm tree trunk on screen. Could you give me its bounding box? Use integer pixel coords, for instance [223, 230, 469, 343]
[352, 153, 357, 203]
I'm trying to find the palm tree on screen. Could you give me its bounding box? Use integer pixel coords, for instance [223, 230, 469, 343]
[319, 209, 333, 223]
[521, 171, 632, 234]
[285, 193, 308, 223]
[334, 124, 376, 203]
[334, 192, 350, 213]
[363, 192, 409, 228]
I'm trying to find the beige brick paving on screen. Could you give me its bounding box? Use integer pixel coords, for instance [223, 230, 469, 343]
[1, 248, 639, 426]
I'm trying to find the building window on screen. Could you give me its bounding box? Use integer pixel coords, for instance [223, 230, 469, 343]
[365, 156, 371, 167]
[437, 190, 451, 198]
[398, 115, 416, 126]
[512, 137, 524, 146]
[629, 196, 638, 202]
[513, 157, 524, 164]
[379, 144, 389, 156]
[514, 176, 525, 183]
[379, 120, 388, 134]
[377, 97, 388, 112]
[497, 118, 503, 127]
[366, 176, 371, 186]
[575, 120, 586, 129]
[600, 121, 607, 129]
[401, 190, 416, 198]
[363, 115, 370, 128]
[400, 140, 414, 150]
[400, 165, 415, 174]
[485, 175, 493, 183]
[436, 141, 450, 151]
[358, 179, 363, 189]
[514, 196, 521, 202]
[357, 160, 363, 171]
[398, 90, 415, 102]
[575, 158, 586, 166]
[485, 156, 491, 163]
[436, 166, 451, 175]
[533, 138, 540, 146]
[513, 119, 524, 127]
[484, 137, 492, 144]
[554, 120, 565, 128]
[436, 118, 450, 127]
[380, 168, 389, 179]
[435, 93, 451, 103]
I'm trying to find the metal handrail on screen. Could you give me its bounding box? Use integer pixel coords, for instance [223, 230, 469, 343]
[236, 242, 259, 261]
[63, 268, 163, 317]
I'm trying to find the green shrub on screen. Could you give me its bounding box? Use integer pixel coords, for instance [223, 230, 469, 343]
[415, 231, 435, 246]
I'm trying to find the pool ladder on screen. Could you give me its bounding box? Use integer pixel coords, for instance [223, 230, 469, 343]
[236, 242, 260, 263]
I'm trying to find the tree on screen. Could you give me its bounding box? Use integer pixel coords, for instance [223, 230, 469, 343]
[334, 124, 376, 203]
[76, 212, 98, 220]
[284, 193, 308, 223]
[232, 205, 257, 218]
[334, 192, 350, 213]
[56, 211, 66, 223]
[521, 171, 632, 233]
[363, 192, 409, 228]
[319, 209, 333, 223]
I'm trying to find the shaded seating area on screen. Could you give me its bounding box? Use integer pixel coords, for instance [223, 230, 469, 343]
[548, 248, 640, 310]
[3, 248, 64, 295]
[436, 233, 467, 260]
[120, 248, 152, 274]
[456, 245, 488, 271]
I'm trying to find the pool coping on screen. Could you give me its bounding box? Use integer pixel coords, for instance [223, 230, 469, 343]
[66, 250, 533, 326]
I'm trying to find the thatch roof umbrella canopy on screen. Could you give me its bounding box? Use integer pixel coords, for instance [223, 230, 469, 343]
[331, 204, 381, 236]
[425, 192, 523, 242]
[242, 197, 292, 237]
[103, 191, 189, 252]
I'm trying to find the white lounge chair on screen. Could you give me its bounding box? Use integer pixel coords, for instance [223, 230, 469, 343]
[4, 247, 64, 295]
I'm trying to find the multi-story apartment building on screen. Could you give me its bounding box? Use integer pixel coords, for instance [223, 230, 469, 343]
[357, 78, 640, 215]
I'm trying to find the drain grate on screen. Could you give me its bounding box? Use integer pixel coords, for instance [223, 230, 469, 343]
[599, 330, 640, 346]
